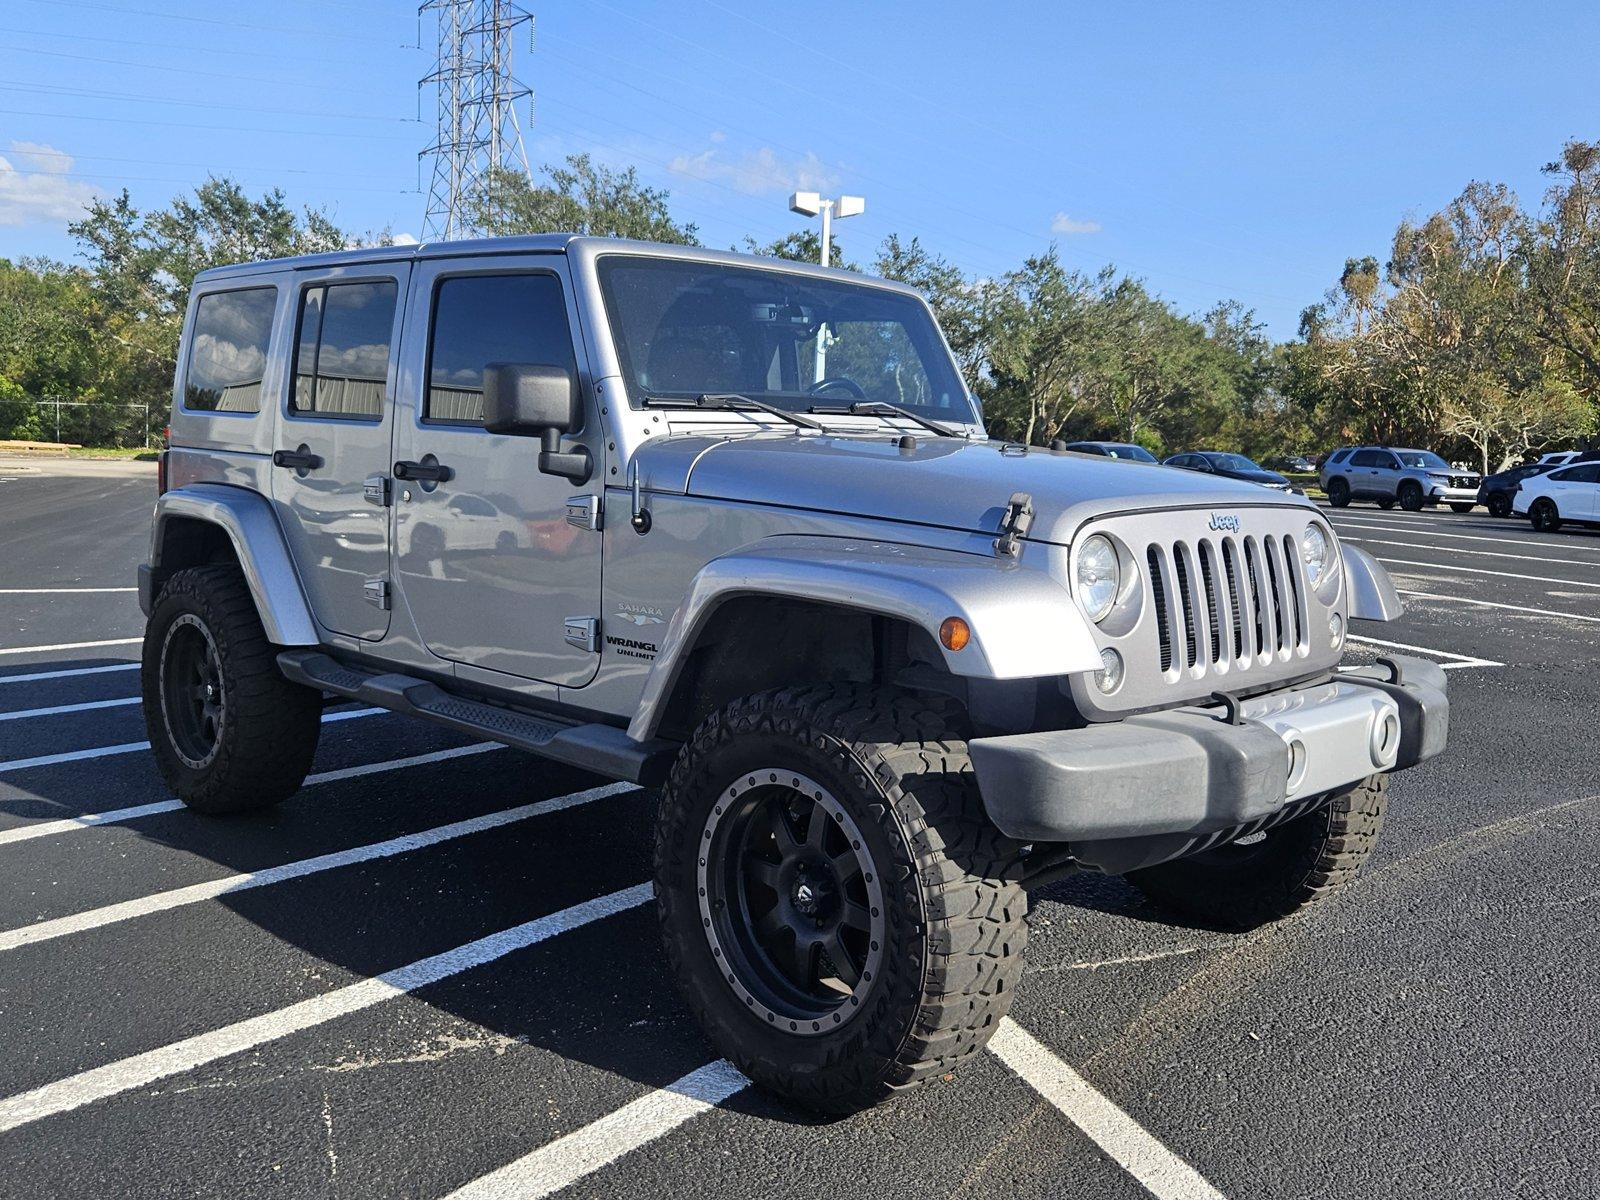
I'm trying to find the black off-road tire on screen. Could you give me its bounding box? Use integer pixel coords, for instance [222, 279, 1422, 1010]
[1531, 498, 1562, 533]
[1127, 775, 1388, 930]
[654, 685, 1027, 1113]
[1327, 477, 1351, 507]
[1399, 481, 1425, 511]
[1376, 497, 1396, 510]
[141, 565, 323, 814]
[1450, 502, 1474, 514]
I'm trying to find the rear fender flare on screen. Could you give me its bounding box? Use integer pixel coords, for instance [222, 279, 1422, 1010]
[627, 536, 1100, 741]
[150, 484, 319, 645]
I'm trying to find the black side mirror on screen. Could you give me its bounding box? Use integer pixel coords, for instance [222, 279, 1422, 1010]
[482, 362, 591, 483]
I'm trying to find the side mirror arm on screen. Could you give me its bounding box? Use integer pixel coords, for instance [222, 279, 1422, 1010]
[538, 427, 592, 484]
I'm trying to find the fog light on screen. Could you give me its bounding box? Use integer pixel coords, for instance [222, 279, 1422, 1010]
[1328, 612, 1344, 647]
[939, 616, 971, 652]
[1094, 647, 1124, 693]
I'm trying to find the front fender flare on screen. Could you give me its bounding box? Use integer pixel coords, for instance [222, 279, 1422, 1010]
[1342, 544, 1403, 620]
[150, 484, 319, 645]
[627, 536, 1101, 742]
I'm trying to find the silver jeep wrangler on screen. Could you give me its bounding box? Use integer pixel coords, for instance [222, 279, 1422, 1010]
[139, 236, 1447, 1112]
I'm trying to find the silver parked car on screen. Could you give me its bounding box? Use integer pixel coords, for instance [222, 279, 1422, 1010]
[139, 236, 1447, 1112]
[1320, 446, 1480, 512]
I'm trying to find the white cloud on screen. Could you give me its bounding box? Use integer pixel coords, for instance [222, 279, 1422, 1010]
[1050, 211, 1101, 235]
[0, 142, 98, 228]
[389, 231, 419, 246]
[668, 142, 841, 197]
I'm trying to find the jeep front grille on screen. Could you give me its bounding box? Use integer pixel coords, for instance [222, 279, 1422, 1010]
[1143, 532, 1309, 676]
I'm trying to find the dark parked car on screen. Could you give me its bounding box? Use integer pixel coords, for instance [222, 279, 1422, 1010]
[1059, 440, 1158, 462]
[1264, 454, 1316, 474]
[1164, 451, 1294, 492]
[1478, 462, 1555, 517]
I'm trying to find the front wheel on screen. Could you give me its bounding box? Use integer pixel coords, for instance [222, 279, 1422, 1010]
[1531, 498, 1562, 532]
[141, 565, 323, 813]
[1399, 481, 1425, 511]
[1376, 497, 1396, 510]
[1450, 502, 1475, 514]
[1127, 775, 1388, 930]
[654, 685, 1027, 1112]
[1487, 492, 1512, 518]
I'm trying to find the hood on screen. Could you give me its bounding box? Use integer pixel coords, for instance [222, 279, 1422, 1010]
[635, 433, 1315, 545]
[1225, 467, 1291, 487]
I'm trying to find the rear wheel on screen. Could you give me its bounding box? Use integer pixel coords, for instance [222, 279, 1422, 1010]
[1376, 497, 1396, 510]
[654, 685, 1027, 1112]
[1127, 776, 1388, 929]
[1487, 492, 1512, 518]
[1531, 497, 1562, 532]
[1399, 481, 1425, 511]
[1326, 477, 1351, 507]
[1450, 502, 1474, 514]
[141, 565, 322, 813]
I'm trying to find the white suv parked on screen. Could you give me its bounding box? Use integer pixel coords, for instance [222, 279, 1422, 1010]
[1514, 462, 1600, 532]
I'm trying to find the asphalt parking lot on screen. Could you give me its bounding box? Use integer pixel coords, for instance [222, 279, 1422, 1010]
[1, 457, 1597, 1200]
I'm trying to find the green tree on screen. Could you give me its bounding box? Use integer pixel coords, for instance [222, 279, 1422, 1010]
[470, 155, 700, 244]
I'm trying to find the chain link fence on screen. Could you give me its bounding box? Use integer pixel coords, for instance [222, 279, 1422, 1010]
[0, 398, 165, 449]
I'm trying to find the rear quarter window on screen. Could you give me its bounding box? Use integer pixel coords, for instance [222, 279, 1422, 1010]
[183, 287, 277, 414]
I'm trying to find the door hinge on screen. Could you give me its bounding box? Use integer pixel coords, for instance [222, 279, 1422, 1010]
[363, 474, 392, 507]
[563, 616, 600, 653]
[565, 494, 602, 531]
[363, 578, 391, 610]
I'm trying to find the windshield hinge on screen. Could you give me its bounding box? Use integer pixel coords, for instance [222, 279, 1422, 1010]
[993, 492, 1034, 559]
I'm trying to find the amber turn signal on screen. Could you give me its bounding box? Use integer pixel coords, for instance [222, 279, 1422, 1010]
[939, 616, 971, 651]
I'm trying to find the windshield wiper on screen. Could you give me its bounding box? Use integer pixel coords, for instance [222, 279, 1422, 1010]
[641, 393, 827, 432]
[808, 400, 961, 438]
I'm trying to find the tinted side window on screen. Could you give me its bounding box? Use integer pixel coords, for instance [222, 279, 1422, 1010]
[426, 273, 577, 424]
[1350, 450, 1379, 468]
[183, 287, 276, 413]
[1554, 465, 1600, 483]
[1328, 448, 1351, 464]
[291, 280, 397, 419]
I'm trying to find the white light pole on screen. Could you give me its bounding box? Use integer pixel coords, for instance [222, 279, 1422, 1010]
[788, 191, 865, 378]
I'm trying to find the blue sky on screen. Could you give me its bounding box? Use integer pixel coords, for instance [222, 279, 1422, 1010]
[2, 0, 1596, 337]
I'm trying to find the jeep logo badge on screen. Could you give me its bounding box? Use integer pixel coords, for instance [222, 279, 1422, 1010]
[1208, 513, 1241, 533]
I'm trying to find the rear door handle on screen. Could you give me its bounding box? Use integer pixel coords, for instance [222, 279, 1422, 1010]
[393, 458, 454, 483]
[272, 447, 323, 471]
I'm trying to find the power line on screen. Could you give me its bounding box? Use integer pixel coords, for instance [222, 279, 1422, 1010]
[12, 0, 392, 44]
[4, 166, 420, 196]
[5, 42, 407, 97]
[0, 81, 420, 126]
[0, 106, 419, 141]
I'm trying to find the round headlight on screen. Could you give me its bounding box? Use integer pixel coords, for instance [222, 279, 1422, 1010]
[1300, 522, 1330, 586]
[1075, 535, 1120, 622]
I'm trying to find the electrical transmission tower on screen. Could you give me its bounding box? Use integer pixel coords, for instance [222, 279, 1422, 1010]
[418, 0, 534, 240]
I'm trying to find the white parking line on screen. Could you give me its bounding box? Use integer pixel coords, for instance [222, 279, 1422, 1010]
[442, 1060, 751, 1200]
[0, 696, 141, 723]
[0, 741, 504, 847]
[989, 1018, 1224, 1200]
[0, 781, 637, 952]
[0, 882, 652, 1134]
[0, 662, 138, 686]
[1397, 590, 1600, 623]
[0, 637, 142, 658]
[0, 588, 137, 595]
[1371, 557, 1600, 590]
[1342, 536, 1600, 572]
[0, 706, 385, 775]
[1345, 634, 1503, 670]
[1329, 515, 1600, 553]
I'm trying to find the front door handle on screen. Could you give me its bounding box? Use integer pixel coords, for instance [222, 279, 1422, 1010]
[394, 458, 454, 484]
[272, 447, 323, 471]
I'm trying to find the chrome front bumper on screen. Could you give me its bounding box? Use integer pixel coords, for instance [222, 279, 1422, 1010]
[970, 655, 1448, 872]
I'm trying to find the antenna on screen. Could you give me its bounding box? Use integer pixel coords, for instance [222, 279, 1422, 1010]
[419, 0, 534, 240]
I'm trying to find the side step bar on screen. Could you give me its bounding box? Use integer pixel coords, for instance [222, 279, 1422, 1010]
[278, 650, 677, 787]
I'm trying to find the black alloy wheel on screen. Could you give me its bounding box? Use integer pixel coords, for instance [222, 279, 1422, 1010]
[1327, 477, 1351, 507]
[1531, 498, 1562, 532]
[159, 613, 227, 770]
[1399, 481, 1425, 511]
[699, 770, 885, 1033]
[1487, 491, 1512, 518]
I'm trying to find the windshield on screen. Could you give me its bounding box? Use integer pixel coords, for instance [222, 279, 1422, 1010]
[596, 255, 974, 423]
[1205, 453, 1263, 472]
[1396, 450, 1450, 470]
[1109, 444, 1158, 462]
